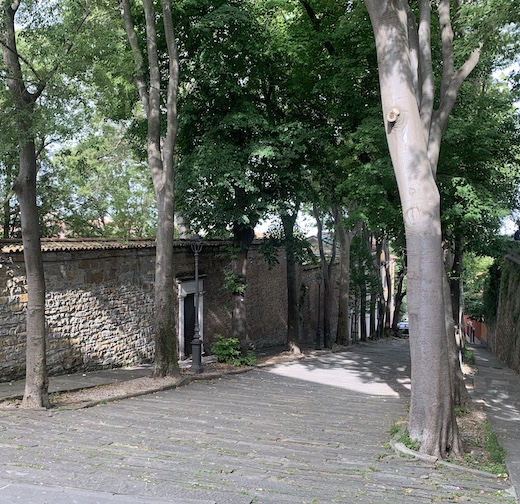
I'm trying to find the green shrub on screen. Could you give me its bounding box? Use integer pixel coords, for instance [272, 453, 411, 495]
[211, 334, 257, 366]
[463, 347, 476, 365]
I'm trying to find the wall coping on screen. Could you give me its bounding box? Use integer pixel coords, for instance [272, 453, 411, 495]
[0, 237, 257, 254]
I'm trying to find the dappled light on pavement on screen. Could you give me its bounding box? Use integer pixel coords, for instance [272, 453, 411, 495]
[267, 347, 411, 397]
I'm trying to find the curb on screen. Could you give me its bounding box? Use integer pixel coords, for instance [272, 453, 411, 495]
[391, 437, 509, 481]
[55, 367, 255, 410]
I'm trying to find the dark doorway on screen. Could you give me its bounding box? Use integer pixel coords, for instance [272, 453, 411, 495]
[184, 293, 195, 357]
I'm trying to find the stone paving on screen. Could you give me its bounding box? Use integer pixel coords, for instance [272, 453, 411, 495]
[0, 338, 517, 504]
[472, 344, 520, 499]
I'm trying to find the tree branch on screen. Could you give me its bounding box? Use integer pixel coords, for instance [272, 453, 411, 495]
[438, 0, 455, 99]
[2, 2, 91, 104]
[161, 0, 179, 175]
[1, 1, 27, 102]
[0, 38, 44, 88]
[120, 0, 149, 117]
[429, 45, 481, 177]
[418, 0, 434, 140]
[299, 0, 335, 56]
[406, 6, 421, 107]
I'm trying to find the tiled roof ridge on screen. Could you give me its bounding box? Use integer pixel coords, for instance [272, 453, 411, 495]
[0, 237, 157, 253]
[0, 237, 243, 253]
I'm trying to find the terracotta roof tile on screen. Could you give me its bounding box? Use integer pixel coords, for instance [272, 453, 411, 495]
[0, 238, 157, 253]
[0, 237, 229, 254]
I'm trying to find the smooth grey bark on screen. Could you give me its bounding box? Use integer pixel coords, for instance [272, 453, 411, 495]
[364, 0, 480, 458]
[2, 0, 50, 408]
[121, 0, 180, 377]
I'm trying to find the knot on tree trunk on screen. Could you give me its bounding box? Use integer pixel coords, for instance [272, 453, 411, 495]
[386, 107, 400, 123]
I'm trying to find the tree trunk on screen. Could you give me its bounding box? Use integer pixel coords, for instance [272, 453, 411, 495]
[17, 137, 50, 409]
[152, 187, 178, 377]
[359, 280, 367, 342]
[313, 205, 337, 348]
[2, 2, 49, 408]
[443, 272, 471, 407]
[448, 238, 464, 351]
[232, 225, 254, 355]
[365, 1, 461, 458]
[375, 240, 385, 339]
[383, 240, 392, 336]
[444, 243, 470, 406]
[336, 218, 352, 346]
[121, 0, 180, 377]
[369, 295, 376, 338]
[391, 267, 406, 336]
[282, 213, 301, 354]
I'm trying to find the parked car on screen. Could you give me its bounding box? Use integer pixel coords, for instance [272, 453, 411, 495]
[397, 319, 409, 334]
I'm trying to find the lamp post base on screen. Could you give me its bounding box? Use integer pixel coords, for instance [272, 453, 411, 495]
[191, 337, 203, 374]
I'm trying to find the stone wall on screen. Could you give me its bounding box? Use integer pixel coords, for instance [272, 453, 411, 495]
[0, 245, 157, 381]
[0, 239, 288, 381]
[491, 252, 520, 373]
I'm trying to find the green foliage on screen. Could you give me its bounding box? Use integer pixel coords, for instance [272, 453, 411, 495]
[397, 430, 421, 452]
[462, 254, 495, 319]
[457, 420, 508, 476]
[483, 422, 508, 474]
[483, 260, 503, 322]
[439, 78, 520, 257]
[175, 0, 277, 236]
[38, 121, 157, 238]
[260, 220, 317, 268]
[222, 269, 247, 295]
[350, 233, 381, 298]
[210, 334, 256, 366]
[463, 347, 476, 366]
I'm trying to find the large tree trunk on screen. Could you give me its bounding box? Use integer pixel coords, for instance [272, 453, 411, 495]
[365, 1, 461, 458]
[17, 137, 50, 409]
[121, 0, 180, 377]
[282, 213, 301, 354]
[153, 186, 177, 377]
[365, 0, 480, 458]
[2, 1, 49, 408]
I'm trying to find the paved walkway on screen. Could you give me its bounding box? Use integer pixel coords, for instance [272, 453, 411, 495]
[471, 343, 520, 498]
[0, 338, 517, 504]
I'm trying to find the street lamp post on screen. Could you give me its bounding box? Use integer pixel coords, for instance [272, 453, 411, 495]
[315, 273, 322, 350]
[191, 235, 203, 374]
